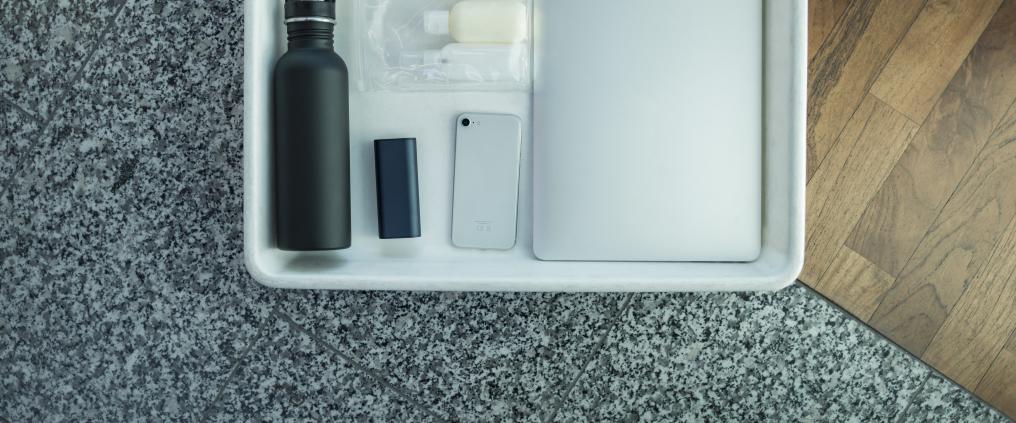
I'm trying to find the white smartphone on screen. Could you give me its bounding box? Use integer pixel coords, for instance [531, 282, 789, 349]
[452, 113, 523, 250]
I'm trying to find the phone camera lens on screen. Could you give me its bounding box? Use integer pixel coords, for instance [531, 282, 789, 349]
[461, 118, 471, 127]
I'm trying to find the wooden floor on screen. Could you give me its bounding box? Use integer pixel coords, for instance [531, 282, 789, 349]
[804, 0, 1016, 418]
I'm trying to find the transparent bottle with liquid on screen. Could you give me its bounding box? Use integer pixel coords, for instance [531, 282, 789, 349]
[400, 43, 527, 82]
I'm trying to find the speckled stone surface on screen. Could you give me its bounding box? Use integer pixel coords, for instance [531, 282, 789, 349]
[278, 291, 628, 422]
[0, 0, 123, 118]
[777, 287, 932, 422]
[1, 0, 270, 420]
[204, 317, 436, 422]
[902, 374, 1010, 422]
[549, 286, 932, 422]
[1, 0, 1012, 421]
[0, 100, 39, 187]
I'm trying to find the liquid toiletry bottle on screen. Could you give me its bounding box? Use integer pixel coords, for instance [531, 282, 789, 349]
[274, 0, 351, 251]
[399, 43, 527, 82]
[423, 1, 527, 43]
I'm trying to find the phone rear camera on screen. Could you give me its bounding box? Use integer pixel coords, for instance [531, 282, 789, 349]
[461, 118, 471, 127]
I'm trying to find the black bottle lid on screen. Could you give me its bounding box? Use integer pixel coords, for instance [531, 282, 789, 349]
[285, 0, 336, 23]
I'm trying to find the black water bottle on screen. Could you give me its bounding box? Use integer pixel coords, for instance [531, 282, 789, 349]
[274, 0, 351, 251]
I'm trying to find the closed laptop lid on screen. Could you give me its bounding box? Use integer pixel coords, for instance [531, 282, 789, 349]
[532, 0, 763, 262]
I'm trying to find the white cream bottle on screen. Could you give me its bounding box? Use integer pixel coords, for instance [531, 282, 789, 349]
[423, 1, 528, 43]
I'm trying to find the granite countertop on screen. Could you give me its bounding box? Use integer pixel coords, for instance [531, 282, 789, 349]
[0, 1, 1011, 421]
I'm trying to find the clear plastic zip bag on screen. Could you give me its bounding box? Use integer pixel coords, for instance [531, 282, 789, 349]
[354, 0, 532, 91]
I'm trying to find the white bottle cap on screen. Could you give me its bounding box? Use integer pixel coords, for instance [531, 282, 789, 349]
[423, 11, 450, 35]
[422, 50, 442, 65]
[399, 50, 444, 67]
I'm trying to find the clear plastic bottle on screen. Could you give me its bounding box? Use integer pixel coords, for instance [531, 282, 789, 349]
[400, 43, 527, 82]
[423, 1, 527, 43]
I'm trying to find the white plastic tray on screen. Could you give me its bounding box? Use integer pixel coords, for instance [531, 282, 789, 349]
[243, 0, 807, 292]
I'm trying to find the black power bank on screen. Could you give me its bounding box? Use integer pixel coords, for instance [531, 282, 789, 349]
[373, 138, 422, 239]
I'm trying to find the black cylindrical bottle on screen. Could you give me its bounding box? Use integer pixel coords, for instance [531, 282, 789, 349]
[274, 0, 351, 251]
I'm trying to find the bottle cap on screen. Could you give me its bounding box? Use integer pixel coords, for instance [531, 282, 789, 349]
[399, 50, 443, 67]
[423, 11, 450, 35]
[285, 0, 336, 24]
[422, 50, 442, 65]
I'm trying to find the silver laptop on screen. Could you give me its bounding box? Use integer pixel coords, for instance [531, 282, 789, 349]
[532, 0, 763, 262]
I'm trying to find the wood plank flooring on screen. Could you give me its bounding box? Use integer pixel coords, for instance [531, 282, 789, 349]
[806, 0, 925, 180]
[803, 0, 1016, 419]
